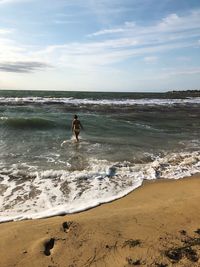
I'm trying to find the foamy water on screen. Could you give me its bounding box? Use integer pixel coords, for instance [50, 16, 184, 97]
[0, 150, 199, 222]
[0, 96, 200, 106]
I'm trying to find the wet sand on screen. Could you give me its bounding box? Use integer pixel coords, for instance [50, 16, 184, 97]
[0, 174, 200, 267]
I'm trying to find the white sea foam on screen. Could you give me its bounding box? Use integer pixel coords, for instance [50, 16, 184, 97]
[0, 151, 199, 222]
[0, 116, 8, 120]
[0, 96, 200, 106]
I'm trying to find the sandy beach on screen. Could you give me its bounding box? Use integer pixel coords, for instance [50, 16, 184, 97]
[0, 174, 200, 267]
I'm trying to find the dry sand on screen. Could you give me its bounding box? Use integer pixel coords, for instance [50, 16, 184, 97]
[1, 174, 200, 267]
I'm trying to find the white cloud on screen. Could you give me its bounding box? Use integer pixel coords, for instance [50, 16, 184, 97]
[0, 37, 28, 61]
[0, 29, 12, 34]
[159, 13, 180, 28]
[156, 10, 200, 33]
[144, 56, 158, 63]
[176, 56, 191, 62]
[80, 10, 200, 70]
[0, 9, 199, 76]
[166, 67, 200, 76]
[88, 28, 125, 37]
[0, 32, 197, 75]
[53, 20, 80, 25]
[0, 0, 31, 4]
[88, 21, 136, 37]
[89, 9, 200, 37]
[31, 39, 195, 72]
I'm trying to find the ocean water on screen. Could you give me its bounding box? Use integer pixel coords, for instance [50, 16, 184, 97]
[0, 90, 200, 222]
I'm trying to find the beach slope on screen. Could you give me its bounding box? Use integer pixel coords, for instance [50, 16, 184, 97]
[1, 174, 200, 267]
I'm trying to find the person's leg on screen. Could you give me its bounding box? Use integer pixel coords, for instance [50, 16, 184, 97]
[75, 131, 79, 142]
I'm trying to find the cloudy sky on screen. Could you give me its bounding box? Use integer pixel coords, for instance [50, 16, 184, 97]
[0, 0, 200, 91]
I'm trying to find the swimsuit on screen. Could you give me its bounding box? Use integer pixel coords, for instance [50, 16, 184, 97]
[74, 128, 80, 134]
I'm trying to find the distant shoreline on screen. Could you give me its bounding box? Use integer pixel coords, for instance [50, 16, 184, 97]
[167, 89, 200, 94]
[0, 88, 200, 94]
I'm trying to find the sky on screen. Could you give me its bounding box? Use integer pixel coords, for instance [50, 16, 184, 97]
[0, 0, 200, 92]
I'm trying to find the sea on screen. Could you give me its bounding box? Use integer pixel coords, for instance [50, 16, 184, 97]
[0, 90, 200, 222]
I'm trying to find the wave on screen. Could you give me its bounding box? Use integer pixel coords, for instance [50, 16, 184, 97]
[0, 150, 199, 222]
[0, 96, 200, 106]
[1, 117, 57, 129]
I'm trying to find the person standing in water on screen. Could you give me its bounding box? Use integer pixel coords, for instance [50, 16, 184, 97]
[71, 115, 83, 142]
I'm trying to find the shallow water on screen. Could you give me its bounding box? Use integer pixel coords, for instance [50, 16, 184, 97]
[0, 90, 199, 222]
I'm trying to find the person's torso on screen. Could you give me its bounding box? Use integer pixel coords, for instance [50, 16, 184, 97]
[73, 119, 80, 129]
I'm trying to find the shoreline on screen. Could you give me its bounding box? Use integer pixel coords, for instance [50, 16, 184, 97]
[2, 172, 199, 224]
[1, 174, 200, 266]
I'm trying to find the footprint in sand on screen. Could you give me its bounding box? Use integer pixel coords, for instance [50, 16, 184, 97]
[62, 221, 73, 232]
[44, 238, 55, 256]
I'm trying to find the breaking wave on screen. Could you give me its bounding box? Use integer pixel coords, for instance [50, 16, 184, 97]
[0, 96, 200, 106]
[0, 117, 58, 129]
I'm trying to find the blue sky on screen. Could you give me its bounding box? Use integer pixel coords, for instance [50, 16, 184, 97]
[0, 0, 200, 91]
